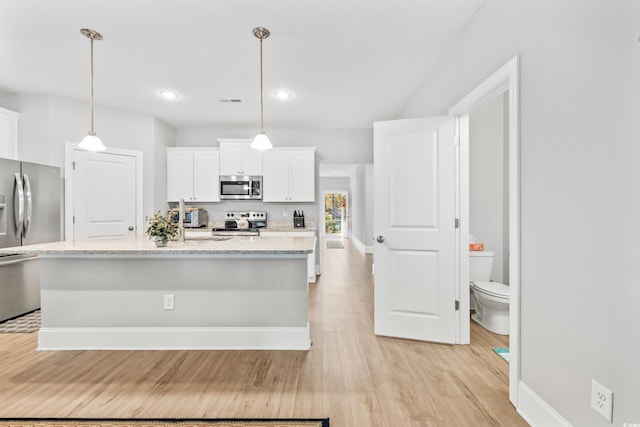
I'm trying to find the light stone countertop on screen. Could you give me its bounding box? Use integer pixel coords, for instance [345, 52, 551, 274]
[262, 222, 318, 232]
[0, 236, 315, 255]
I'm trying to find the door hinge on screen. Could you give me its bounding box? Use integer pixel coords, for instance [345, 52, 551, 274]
[453, 135, 460, 146]
[455, 218, 459, 228]
[72, 216, 75, 224]
[455, 300, 460, 311]
[72, 161, 76, 170]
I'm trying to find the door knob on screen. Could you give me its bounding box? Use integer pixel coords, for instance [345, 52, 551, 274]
[128, 226, 134, 231]
[376, 235, 385, 243]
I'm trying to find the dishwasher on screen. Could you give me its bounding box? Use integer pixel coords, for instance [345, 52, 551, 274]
[0, 254, 40, 322]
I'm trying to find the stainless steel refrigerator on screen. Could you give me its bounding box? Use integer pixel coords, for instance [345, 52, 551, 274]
[0, 158, 61, 322]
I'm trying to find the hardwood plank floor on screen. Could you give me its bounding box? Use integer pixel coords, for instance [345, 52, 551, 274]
[0, 238, 527, 426]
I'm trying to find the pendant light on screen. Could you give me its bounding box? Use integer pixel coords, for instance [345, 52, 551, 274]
[78, 28, 106, 151]
[251, 27, 273, 150]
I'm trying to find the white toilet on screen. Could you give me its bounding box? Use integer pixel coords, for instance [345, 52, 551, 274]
[469, 251, 510, 335]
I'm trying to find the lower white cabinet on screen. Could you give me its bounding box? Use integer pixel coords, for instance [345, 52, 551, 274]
[261, 230, 317, 283]
[167, 148, 220, 202]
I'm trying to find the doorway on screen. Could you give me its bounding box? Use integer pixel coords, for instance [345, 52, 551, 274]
[64, 142, 144, 241]
[323, 191, 348, 238]
[371, 56, 520, 404]
[450, 56, 520, 404]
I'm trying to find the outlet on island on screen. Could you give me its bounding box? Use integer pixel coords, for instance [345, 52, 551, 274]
[163, 294, 175, 310]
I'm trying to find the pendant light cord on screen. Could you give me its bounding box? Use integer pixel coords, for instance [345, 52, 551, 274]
[89, 34, 95, 135]
[259, 36, 264, 132]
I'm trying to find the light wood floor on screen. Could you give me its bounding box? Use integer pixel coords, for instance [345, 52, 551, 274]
[0, 239, 527, 426]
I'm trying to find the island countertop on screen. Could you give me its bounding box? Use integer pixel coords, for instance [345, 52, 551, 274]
[0, 235, 315, 256]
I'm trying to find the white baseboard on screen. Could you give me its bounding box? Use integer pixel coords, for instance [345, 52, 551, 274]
[517, 381, 573, 427]
[352, 237, 365, 253]
[37, 324, 311, 351]
[352, 237, 374, 254]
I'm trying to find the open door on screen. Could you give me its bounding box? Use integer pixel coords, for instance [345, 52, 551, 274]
[373, 116, 457, 344]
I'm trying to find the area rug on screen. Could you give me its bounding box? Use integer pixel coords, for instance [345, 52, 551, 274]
[326, 241, 344, 249]
[0, 309, 40, 333]
[0, 419, 329, 427]
[493, 347, 510, 363]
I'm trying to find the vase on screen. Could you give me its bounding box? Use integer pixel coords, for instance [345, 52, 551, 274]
[155, 236, 167, 247]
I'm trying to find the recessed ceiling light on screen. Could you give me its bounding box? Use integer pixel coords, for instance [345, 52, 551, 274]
[159, 91, 178, 100]
[275, 90, 292, 99]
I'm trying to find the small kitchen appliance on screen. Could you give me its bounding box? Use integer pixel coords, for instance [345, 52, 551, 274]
[169, 207, 208, 228]
[219, 176, 262, 200]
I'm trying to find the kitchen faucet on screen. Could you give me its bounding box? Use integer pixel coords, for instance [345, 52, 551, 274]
[178, 198, 185, 242]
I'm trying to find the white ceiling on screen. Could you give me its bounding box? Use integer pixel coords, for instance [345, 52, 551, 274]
[0, 0, 483, 130]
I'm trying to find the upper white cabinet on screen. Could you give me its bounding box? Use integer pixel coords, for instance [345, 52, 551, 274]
[218, 139, 262, 176]
[0, 107, 19, 160]
[263, 148, 316, 202]
[167, 148, 220, 202]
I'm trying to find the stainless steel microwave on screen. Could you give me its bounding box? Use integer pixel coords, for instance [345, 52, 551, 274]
[219, 176, 262, 200]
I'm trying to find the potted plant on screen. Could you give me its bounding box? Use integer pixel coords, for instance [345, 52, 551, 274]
[145, 211, 178, 247]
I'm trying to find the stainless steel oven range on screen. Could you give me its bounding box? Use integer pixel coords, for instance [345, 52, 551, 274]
[211, 211, 267, 236]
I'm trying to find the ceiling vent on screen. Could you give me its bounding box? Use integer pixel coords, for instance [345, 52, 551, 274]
[219, 98, 243, 103]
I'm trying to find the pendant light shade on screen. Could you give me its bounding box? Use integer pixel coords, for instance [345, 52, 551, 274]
[251, 27, 273, 151]
[252, 131, 272, 150]
[78, 28, 105, 152]
[79, 133, 105, 151]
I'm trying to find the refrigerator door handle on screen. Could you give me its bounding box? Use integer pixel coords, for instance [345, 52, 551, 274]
[23, 174, 32, 238]
[13, 173, 24, 239]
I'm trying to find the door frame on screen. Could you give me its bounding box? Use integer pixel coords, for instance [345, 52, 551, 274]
[449, 56, 520, 405]
[64, 142, 144, 241]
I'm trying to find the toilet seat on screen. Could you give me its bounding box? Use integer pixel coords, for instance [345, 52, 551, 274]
[472, 281, 510, 299]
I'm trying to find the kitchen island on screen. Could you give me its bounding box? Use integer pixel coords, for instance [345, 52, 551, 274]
[0, 236, 315, 351]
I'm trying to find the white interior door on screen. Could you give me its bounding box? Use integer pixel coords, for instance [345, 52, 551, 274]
[72, 150, 137, 240]
[373, 116, 457, 344]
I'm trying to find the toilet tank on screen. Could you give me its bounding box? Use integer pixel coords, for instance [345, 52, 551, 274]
[470, 251, 494, 282]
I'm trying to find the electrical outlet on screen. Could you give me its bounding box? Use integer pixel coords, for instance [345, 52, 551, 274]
[591, 379, 613, 422]
[163, 294, 175, 310]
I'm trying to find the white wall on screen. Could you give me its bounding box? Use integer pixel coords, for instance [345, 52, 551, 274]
[398, 1, 640, 425]
[0, 93, 177, 220]
[469, 93, 508, 283]
[152, 118, 177, 213]
[350, 166, 366, 246]
[0, 93, 51, 164]
[348, 164, 374, 253]
[364, 164, 374, 247]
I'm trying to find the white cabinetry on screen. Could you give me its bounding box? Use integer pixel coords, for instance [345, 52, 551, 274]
[167, 148, 220, 202]
[261, 230, 317, 283]
[0, 107, 19, 160]
[263, 148, 315, 202]
[218, 139, 263, 176]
